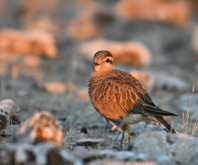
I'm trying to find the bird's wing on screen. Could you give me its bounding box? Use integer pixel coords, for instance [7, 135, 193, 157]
[92, 76, 142, 120]
[132, 78, 177, 117]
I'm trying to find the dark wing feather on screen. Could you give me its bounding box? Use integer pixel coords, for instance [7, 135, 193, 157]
[143, 104, 177, 116]
[130, 75, 178, 117]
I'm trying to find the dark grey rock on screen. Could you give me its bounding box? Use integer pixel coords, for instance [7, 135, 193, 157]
[0, 142, 82, 165]
[0, 99, 20, 129]
[76, 138, 105, 146]
[172, 134, 198, 165]
[156, 155, 176, 165]
[132, 132, 198, 165]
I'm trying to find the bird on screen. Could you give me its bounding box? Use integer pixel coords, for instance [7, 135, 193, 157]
[88, 50, 177, 146]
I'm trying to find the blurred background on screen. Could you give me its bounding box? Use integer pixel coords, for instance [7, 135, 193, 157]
[0, 0, 198, 138]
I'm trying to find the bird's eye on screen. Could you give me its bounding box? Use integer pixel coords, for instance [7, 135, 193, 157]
[106, 58, 110, 63]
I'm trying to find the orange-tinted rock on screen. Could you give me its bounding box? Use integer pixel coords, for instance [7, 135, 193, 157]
[132, 70, 153, 89]
[19, 111, 64, 147]
[23, 0, 60, 15]
[44, 82, 67, 94]
[22, 56, 41, 68]
[0, 51, 19, 63]
[115, 0, 190, 26]
[0, 29, 57, 58]
[25, 16, 58, 36]
[77, 89, 89, 100]
[66, 14, 99, 40]
[74, 0, 100, 14]
[79, 39, 151, 67]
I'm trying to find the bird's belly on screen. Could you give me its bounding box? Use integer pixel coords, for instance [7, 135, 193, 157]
[121, 114, 147, 125]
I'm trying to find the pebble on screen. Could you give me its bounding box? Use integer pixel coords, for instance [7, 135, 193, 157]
[76, 138, 105, 146]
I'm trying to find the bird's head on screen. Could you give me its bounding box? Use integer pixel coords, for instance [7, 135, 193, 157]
[92, 50, 114, 73]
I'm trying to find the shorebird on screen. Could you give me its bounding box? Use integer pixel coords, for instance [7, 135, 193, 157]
[88, 50, 177, 146]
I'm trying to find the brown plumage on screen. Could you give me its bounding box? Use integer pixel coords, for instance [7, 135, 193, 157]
[88, 50, 177, 135]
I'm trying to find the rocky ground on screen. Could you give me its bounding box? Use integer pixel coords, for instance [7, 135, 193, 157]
[0, 0, 198, 164]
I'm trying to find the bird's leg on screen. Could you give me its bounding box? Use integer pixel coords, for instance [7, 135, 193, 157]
[126, 123, 131, 143]
[120, 123, 131, 147]
[109, 120, 123, 132]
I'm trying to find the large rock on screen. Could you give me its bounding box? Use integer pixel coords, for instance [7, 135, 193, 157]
[115, 0, 190, 26]
[0, 29, 57, 58]
[78, 39, 151, 67]
[132, 132, 198, 165]
[0, 99, 20, 129]
[16, 111, 64, 147]
[0, 142, 82, 165]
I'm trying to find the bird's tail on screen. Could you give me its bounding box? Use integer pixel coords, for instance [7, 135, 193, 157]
[143, 105, 177, 134]
[155, 116, 177, 134]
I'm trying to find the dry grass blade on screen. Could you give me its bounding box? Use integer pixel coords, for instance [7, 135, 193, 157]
[180, 85, 194, 133]
[191, 117, 198, 136]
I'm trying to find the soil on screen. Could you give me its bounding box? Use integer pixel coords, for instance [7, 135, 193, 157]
[0, 0, 198, 158]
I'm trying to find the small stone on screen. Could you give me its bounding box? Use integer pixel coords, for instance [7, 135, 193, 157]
[80, 127, 88, 134]
[44, 82, 67, 94]
[66, 14, 99, 40]
[76, 138, 105, 146]
[136, 153, 149, 161]
[87, 123, 108, 129]
[156, 155, 176, 165]
[72, 146, 86, 152]
[22, 56, 41, 68]
[77, 89, 89, 100]
[114, 151, 136, 161]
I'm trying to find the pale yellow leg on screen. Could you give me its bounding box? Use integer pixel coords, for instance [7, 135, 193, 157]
[120, 123, 131, 147]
